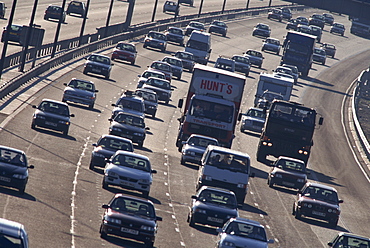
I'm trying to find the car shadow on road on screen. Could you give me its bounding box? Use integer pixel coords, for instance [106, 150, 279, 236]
[103, 186, 161, 205]
[238, 202, 268, 216]
[181, 161, 200, 170]
[31, 126, 77, 141]
[240, 130, 261, 138]
[294, 216, 350, 232]
[65, 102, 102, 113]
[102, 235, 151, 248]
[269, 185, 297, 195]
[189, 223, 218, 235]
[0, 187, 36, 201]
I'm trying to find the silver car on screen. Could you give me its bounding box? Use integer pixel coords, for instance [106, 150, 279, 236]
[240, 107, 266, 133]
[261, 37, 281, 55]
[162, 56, 183, 80]
[181, 134, 219, 165]
[62, 78, 98, 108]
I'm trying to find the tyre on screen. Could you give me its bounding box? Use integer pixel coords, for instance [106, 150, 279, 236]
[151, 112, 156, 118]
[161, 46, 166, 52]
[180, 156, 186, 165]
[89, 161, 94, 170]
[102, 179, 109, 190]
[268, 178, 274, 188]
[18, 185, 26, 194]
[143, 44, 147, 48]
[99, 225, 108, 239]
[258, 64, 262, 69]
[256, 148, 266, 163]
[105, 73, 110, 79]
[89, 102, 94, 109]
[131, 60, 135, 65]
[145, 241, 154, 248]
[138, 140, 144, 147]
[82, 68, 87, 75]
[294, 207, 301, 219]
[31, 122, 36, 129]
[188, 214, 196, 227]
[240, 127, 244, 132]
[63, 128, 69, 136]
[329, 218, 338, 227]
[142, 191, 149, 198]
[165, 99, 169, 104]
[62, 97, 66, 102]
[292, 204, 296, 215]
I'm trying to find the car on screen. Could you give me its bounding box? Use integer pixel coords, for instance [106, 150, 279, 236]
[44, 5, 66, 22]
[111, 42, 137, 65]
[0, 2, 6, 19]
[309, 25, 323, 42]
[313, 47, 327, 65]
[178, 0, 193, 6]
[137, 69, 166, 88]
[232, 55, 251, 76]
[292, 182, 343, 227]
[308, 13, 325, 29]
[143, 31, 167, 52]
[321, 43, 336, 58]
[244, 49, 264, 68]
[208, 20, 228, 37]
[255, 90, 283, 108]
[62, 78, 98, 108]
[296, 16, 309, 26]
[102, 151, 156, 196]
[31, 99, 75, 136]
[89, 134, 134, 170]
[327, 232, 370, 248]
[286, 19, 298, 30]
[141, 77, 172, 104]
[297, 24, 312, 35]
[163, 0, 179, 14]
[281, 64, 299, 84]
[261, 37, 280, 55]
[267, 8, 283, 22]
[108, 112, 149, 147]
[111, 90, 145, 119]
[162, 56, 183, 79]
[267, 156, 307, 189]
[1, 24, 23, 45]
[83, 53, 113, 79]
[185, 21, 205, 36]
[135, 88, 158, 118]
[252, 23, 270, 38]
[66, 1, 86, 17]
[215, 217, 274, 248]
[273, 66, 294, 81]
[164, 26, 185, 46]
[240, 107, 266, 133]
[323, 13, 334, 25]
[281, 7, 292, 20]
[180, 134, 219, 165]
[147, 60, 173, 81]
[187, 186, 239, 227]
[174, 51, 195, 72]
[0, 145, 34, 194]
[0, 218, 29, 247]
[100, 193, 162, 247]
[330, 22, 345, 36]
[214, 56, 235, 72]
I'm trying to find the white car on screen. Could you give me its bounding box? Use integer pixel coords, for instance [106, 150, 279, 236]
[181, 134, 219, 164]
[281, 64, 299, 84]
[103, 151, 157, 198]
[240, 107, 266, 133]
[273, 66, 294, 82]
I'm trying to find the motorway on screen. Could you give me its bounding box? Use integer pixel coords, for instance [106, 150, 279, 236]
[0, 1, 370, 248]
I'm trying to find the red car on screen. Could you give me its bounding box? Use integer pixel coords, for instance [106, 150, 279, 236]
[111, 42, 137, 65]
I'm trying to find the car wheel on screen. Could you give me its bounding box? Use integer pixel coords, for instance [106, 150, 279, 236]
[258, 64, 262, 68]
[145, 241, 154, 248]
[151, 112, 156, 118]
[165, 99, 169, 104]
[89, 102, 94, 109]
[99, 225, 108, 239]
[105, 73, 110, 79]
[268, 178, 274, 188]
[89, 161, 94, 170]
[180, 156, 186, 165]
[161, 46, 166, 52]
[102, 180, 109, 190]
[82, 68, 87, 75]
[322, 61, 325, 65]
[294, 207, 301, 219]
[131, 60, 135, 65]
[292, 203, 296, 215]
[62, 97, 66, 102]
[63, 128, 69, 136]
[138, 141, 144, 147]
[143, 44, 147, 48]
[189, 214, 196, 227]
[18, 185, 26, 194]
[222, 33, 226, 37]
[31, 122, 36, 129]
[111, 57, 115, 61]
[276, 51, 280, 55]
[177, 75, 181, 80]
[142, 191, 149, 198]
[240, 126, 244, 132]
[332, 55, 335, 58]
[329, 218, 338, 227]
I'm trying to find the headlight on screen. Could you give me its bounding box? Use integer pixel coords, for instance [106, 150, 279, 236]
[222, 241, 236, 247]
[139, 179, 150, 184]
[34, 114, 45, 119]
[111, 127, 122, 132]
[148, 106, 155, 109]
[297, 178, 305, 183]
[59, 120, 69, 125]
[141, 225, 154, 231]
[107, 171, 119, 178]
[159, 42, 164, 46]
[186, 151, 196, 156]
[194, 208, 206, 214]
[13, 174, 27, 179]
[145, 39, 150, 42]
[237, 183, 246, 188]
[275, 174, 283, 178]
[133, 132, 144, 136]
[105, 216, 121, 224]
[92, 152, 105, 158]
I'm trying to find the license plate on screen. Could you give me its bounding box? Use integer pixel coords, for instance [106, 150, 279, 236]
[121, 181, 135, 187]
[45, 121, 57, 127]
[92, 68, 101, 73]
[122, 134, 133, 139]
[10, 32, 17, 35]
[0, 176, 11, 182]
[282, 181, 294, 187]
[312, 211, 326, 217]
[207, 217, 223, 223]
[121, 227, 139, 235]
[119, 55, 127, 59]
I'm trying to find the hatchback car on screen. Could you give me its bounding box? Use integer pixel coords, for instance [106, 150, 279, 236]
[108, 112, 148, 147]
[321, 43, 336, 58]
[252, 23, 270, 38]
[102, 151, 156, 197]
[147, 60, 173, 81]
[216, 218, 274, 248]
[1, 24, 23, 45]
[165, 26, 185, 46]
[31, 99, 74, 136]
[174, 51, 195, 72]
[185, 21, 205, 36]
[162, 56, 183, 79]
[244, 49, 264, 68]
[137, 69, 166, 88]
[232, 55, 251, 76]
[188, 186, 238, 228]
[240, 107, 266, 133]
[44, 5, 66, 22]
[100, 194, 162, 247]
[66, 1, 85, 17]
[142, 77, 172, 104]
[163, 0, 179, 14]
[0, 145, 34, 194]
[313, 47, 327, 65]
[328, 232, 370, 248]
[0, 218, 29, 247]
[111, 42, 137, 65]
[261, 37, 280, 55]
[135, 88, 158, 118]
[143, 31, 167, 52]
[323, 13, 334, 25]
[292, 182, 343, 227]
[208, 20, 228, 37]
[330, 22, 345, 36]
[268, 156, 307, 190]
[83, 53, 113, 79]
[180, 134, 219, 165]
[267, 8, 283, 22]
[62, 78, 98, 108]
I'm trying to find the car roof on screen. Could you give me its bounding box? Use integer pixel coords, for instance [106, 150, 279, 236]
[198, 185, 236, 195]
[113, 193, 155, 205]
[169, 26, 182, 30]
[115, 110, 145, 119]
[163, 56, 182, 62]
[207, 145, 251, 159]
[305, 182, 338, 192]
[0, 145, 25, 155]
[41, 98, 69, 107]
[70, 78, 94, 84]
[99, 134, 133, 144]
[0, 218, 25, 238]
[336, 232, 370, 241]
[188, 134, 219, 142]
[230, 217, 263, 228]
[90, 53, 110, 59]
[136, 88, 157, 95]
[113, 150, 150, 161]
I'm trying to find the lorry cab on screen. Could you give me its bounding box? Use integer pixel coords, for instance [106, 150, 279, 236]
[185, 30, 211, 65]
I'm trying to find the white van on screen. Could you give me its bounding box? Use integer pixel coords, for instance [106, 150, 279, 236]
[185, 30, 211, 65]
[0, 218, 29, 248]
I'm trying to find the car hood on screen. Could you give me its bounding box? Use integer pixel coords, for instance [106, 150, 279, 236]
[146, 37, 166, 43]
[64, 87, 95, 97]
[105, 163, 152, 181]
[182, 144, 206, 154]
[272, 167, 306, 178]
[193, 201, 238, 215]
[243, 116, 265, 123]
[93, 147, 116, 158]
[85, 60, 111, 69]
[107, 209, 156, 226]
[0, 162, 28, 175]
[220, 233, 269, 248]
[113, 48, 135, 56]
[111, 121, 145, 133]
[142, 85, 171, 95]
[34, 109, 70, 121]
[300, 196, 340, 208]
[112, 107, 145, 119]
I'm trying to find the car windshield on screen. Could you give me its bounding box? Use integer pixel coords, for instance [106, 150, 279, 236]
[190, 22, 204, 29]
[276, 67, 292, 75]
[169, 28, 183, 35]
[324, 44, 335, 50]
[225, 222, 267, 242]
[136, 90, 157, 103]
[334, 23, 344, 28]
[110, 197, 155, 218]
[276, 159, 305, 172]
[146, 78, 171, 90]
[257, 24, 269, 30]
[116, 98, 143, 112]
[151, 62, 171, 72]
[312, 14, 324, 20]
[283, 65, 298, 74]
[148, 32, 166, 40]
[176, 52, 193, 60]
[113, 113, 145, 128]
[197, 189, 237, 208]
[116, 43, 135, 52]
[0, 232, 23, 247]
[142, 71, 165, 79]
[112, 154, 150, 172]
[246, 109, 266, 119]
[213, 21, 226, 27]
[88, 55, 110, 65]
[163, 57, 182, 67]
[97, 137, 133, 152]
[270, 103, 316, 126]
[187, 136, 218, 147]
[233, 56, 249, 64]
[0, 148, 27, 167]
[303, 186, 339, 204]
[314, 48, 326, 55]
[208, 152, 250, 173]
[267, 39, 280, 45]
[68, 79, 95, 92]
[186, 39, 208, 51]
[39, 101, 70, 116]
[272, 9, 281, 14]
[189, 99, 233, 123]
[246, 50, 262, 57]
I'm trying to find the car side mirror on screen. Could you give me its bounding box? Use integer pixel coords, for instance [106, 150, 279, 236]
[108, 118, 113, 122]
[181, 141, 186, 145]
[151, 169, 157, 174]
[156, 216, 163, 221]
[28, 165, 35, 169]
[92, 143, 97, 147]
[70, 114, 75, 117]
[178, 98, 183, 108]
[216, 228, 222, 233]
[191, 195, 197, 199]
[318, 117, 324, 125]
[111, 103, 116, 107]
[145, 127, 150, 130]
[338, 199, 344, 204]
[95, 90, 99, 92]
[32, 105, 37, 109]
[63, 83, 68, 86]
[102, 204, 109, 209]
[250, 172, 255, 178]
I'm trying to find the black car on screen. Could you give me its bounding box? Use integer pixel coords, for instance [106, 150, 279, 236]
[208, 20, 228, 37]
[321, 43, 336, 58]
[100, 194, 162, 247]
[292, 182, 343, 227]
[108, 111, 149, 147]
[0, 2, 6, 19]
[0, 145, 34, 194]
[1, 24, 23, 45]
[66, 1, 86, 17]
[44, 5, 66, 22]
[330, 22, 345, 36]
[308, 14, 325, 29]
[323, 13, 334, 25]
[141, 77, 172, 104]
[31, 99, 75, 136]
[62, 78, 98, 108]
[267, 8, 283, 22]
[174, 51, 195, 72]
[89, 134, 134, 170]
[187, 186, 239, 227]
[165, 27, 185, 46]
[135, 88, 158, 118]
[143, 31, 167, 52]
[286, 19, 298, 30]
[83, 53, 113, 79]
[111, 90, 145, 119]
[281, 7, 292, 20]
[252, 23, 270, 38]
